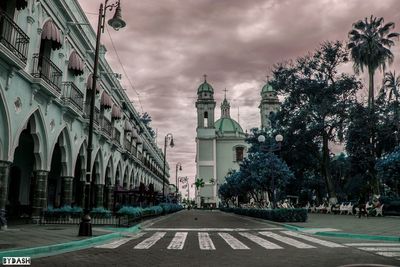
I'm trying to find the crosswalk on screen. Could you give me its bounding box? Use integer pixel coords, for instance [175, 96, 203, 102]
[345, 242, 400, 261]
[96, 230, 346, 251]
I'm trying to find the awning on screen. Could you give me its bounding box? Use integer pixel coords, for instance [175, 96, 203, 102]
[124, 120, 133, 133]
[101, 91, 112, 109]
[68, 50, 84, 76]
[87, 74, 100, 94]
[41, 20, 62, 50]
[112, 105, 122, 120]
[16, 0, 28, 10]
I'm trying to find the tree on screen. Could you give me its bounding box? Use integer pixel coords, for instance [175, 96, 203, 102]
[376, 146, 400, 196]
[194, 178, 205, 190]
[140, 112, 156, 138]
[270, 41, 361, 203]
[348, 15, 399, 110]
[379, 71, 400, 143]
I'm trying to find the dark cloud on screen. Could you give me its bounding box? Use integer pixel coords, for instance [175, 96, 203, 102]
[78, 0, 400, 195]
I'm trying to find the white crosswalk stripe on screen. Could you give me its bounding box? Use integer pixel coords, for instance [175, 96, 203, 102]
[259, 231, 315, 249]
[198, 232, 215, 250]
[95, 233, 145, 249]
[344, 242, 400, 261]
[218, 233, 250, 250]
[134, 232, 166, 249]
[281, 231, 344, 248]
[239, 232, 283, 249]
[167, 232, 188, 250]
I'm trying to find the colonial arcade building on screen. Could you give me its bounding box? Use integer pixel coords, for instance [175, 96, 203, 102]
[0, 0, 169, 226]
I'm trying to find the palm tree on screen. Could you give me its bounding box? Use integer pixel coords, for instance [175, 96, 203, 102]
[195, 178, 205, 190]
[348, 15, 399, 110]
[380, 71, 400, 142]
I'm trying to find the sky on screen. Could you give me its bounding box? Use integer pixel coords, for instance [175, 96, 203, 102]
[77, 0, 400, 198]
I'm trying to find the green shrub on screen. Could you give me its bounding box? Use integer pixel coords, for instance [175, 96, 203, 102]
[90, 207, 112, 218]
[220, 207, 307, 222]
[117, 206, 143, 218]
[160, 204, 183, 214]
[44, 206, 83, 218]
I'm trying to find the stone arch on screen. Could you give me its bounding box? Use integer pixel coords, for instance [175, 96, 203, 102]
[92, 148, 103, 185]
[129, 166, 135, 189]
[114, 160, 122, 187]
[48, 126, 73, 177]
[0, 85, 11, 161]
[72, 141, 86, 207]
[12, 108, 48, 171]
[122, 166, 129, 189]
[105, 155, 114, 185]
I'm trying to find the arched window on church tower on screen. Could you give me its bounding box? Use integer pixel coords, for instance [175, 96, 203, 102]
[235, 147, 244, 162]
[204, 111, 208, 128]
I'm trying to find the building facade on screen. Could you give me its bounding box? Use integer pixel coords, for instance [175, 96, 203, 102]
[195, 78, 279, 207]
[0, 0, 169, 226]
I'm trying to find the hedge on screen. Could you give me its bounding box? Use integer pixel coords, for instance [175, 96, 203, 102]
[220, 207, 308, 222]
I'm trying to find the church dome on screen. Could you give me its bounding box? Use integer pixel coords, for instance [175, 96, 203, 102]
[261, 82, 274, 95]
[197, 80, 214, 94]
[215, 117, 244, 134]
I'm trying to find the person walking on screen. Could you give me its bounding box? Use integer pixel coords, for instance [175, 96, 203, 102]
[358, 189, 368, 218]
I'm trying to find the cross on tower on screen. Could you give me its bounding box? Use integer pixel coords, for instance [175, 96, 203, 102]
[223, 88, 228, 98]
[203, 74, 207, 82]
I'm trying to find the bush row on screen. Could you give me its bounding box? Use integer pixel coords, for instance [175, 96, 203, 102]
[117, 204, 184, 219]
[220, 207, 308, 222]
[44, 206, 113, 218]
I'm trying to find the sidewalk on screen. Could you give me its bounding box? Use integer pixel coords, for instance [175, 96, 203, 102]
[286, 213, 400, 241]
[0, 212, 174, 260]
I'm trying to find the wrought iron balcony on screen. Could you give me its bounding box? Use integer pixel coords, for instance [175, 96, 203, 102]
[101, 117, 112, 137]
[84, 104, 100, 126]
[0, 10, 29, 63]
[32, 53, 63, 93]
[124, 138, 132, 152]
[113, 129, 121, 144]
[63, 82, 84, 112]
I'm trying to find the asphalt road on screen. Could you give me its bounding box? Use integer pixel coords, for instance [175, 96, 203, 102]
[33, 210, 400, 267]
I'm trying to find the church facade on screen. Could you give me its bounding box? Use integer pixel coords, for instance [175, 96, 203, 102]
[195, 78, 279, 207]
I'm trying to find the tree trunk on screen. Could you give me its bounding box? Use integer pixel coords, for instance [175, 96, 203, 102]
[322, 132, 337, 203]
[368, 66, 375, 111]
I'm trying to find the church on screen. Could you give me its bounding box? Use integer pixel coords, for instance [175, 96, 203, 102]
[195, 77, 280, 207]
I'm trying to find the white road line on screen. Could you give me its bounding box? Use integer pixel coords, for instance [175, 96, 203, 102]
[134, 232, 166, 249]
[239, 232, 283, 249]
[345, 243, 400, 246]
[198, 232, 216, 250]
[218, 233, 250, 250]
[281, 231, 344, 248]
[95, 233, 145, 249]
[145, 227, 283, 231]
[259, 231, 315, 249]
[358, 247, 400, 252]
[375, 252, 400, 257]
[167, 232, 188, 250]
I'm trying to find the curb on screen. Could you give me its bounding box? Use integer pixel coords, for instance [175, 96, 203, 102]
[0, 225, 141, 260]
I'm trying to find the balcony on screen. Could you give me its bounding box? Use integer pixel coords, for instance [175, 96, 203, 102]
[101, 117, 112, 137]
[113, 129, 121, 144]
[124, 138, 132, 152]
[0, 11, 29, 64]
[63, 82, 84, 112]
[84, 105, 100, 126]
[32, 54, 63, 94]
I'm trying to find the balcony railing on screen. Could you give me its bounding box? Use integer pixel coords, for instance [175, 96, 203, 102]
[63, 82, 84, 112]
[32, 53, 62, 93]
[101, 117, 112, 137]
[131, 145, 137, 157]
[113, 129, 121, 144]
[84, 105, 100, 125]
[0, 11, 29, 63]
[124, 138, 131, 152]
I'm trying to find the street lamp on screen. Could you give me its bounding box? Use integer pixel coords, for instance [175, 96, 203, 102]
[258, 133, 284, 209]
[79, 0, 126, 237]
[162, 133, 174, 202]
[175, 162, 182, 195]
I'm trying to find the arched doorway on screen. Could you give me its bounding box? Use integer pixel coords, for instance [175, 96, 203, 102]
[72, 142, 86, 208]
[103, 157, 113, 210]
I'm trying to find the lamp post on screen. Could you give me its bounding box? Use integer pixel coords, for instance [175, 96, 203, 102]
[175, 162, 182, 195]
[162, 133, 174, 202]
[257, 134, 283, 209]
[79, 0, 126, 237]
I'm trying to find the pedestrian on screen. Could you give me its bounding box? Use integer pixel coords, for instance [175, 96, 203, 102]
[358, 190, 368, 218]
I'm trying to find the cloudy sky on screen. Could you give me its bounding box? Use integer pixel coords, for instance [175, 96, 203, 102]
[77, 0, 400, 198]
